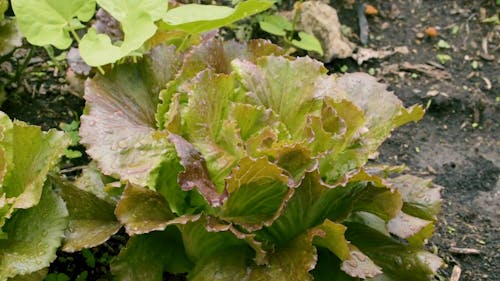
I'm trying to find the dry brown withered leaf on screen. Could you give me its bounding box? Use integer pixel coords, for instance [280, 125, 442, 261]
[400, 61, 452, 80]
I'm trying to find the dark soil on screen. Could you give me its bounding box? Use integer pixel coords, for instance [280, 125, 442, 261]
[1, 0, 498, 280]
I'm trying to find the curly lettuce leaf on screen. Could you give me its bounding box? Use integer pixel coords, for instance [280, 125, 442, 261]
[220, 157, 292, 231]
[111, 228, 192, 281]
[0, 18, 23, 56]
[1, 119, 70, 210]
[0, 186, 68, 280]
[181, 70, 244, 191]
[115, 184, 198, 235]
[80, 45, 180, 187]
[11, 0, 95, 49]
[156, 38, 284, 130]
[233, 56, 326, 137]
[190, 227, 318, 281]
[319, 73, 424, 181]
[389, 175, 442, 221]
[345, 222, 442, 280]
[56, 179, 121, 252]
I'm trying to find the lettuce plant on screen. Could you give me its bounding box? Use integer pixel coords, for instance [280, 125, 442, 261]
[0, 111, 71, 280]
[72, 37, 443, 280]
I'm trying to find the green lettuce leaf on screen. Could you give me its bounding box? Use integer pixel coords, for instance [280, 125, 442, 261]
[318, 73, 424, 181]
[220, 157, 292, 231]
[55, 178, 121, 252]
[181, 70, 244, 191]
[190, 228, 318, 280]
[161, 0, 274, 34]
[345, 222, 442, 280]
[0, 18, 23, 56]
[0, 0, 7, 21]
[79, 45, 180, 187]
[2, 120, 70, 210]
[156, 38, 284, 130]
[0, 186, 68, 280]
[115, 184, 202, 235]
[233, 56, 326, 137]
[111, 228, 192, 281]
[11, 0, 96, 49]
[388, 175, 442, 221]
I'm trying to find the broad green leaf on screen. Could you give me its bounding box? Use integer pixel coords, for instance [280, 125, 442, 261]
[79, 0, 168, 66]
[192, 231, 319, 280]
[292, 31, 324, 55]
[312, 220, 350, 261]
[161, 0, 274, 34]
[150, 151, 203, 216]
[0, 187, 68, 280]
[313, 245, 382, 280]
[258, 15, 293, 36]
[267, 143, 316, 185]
[8, 268, 48, 281]
[2, 121, 69, 209]
[189, 247, 254, 281]
[0, 113, 12, 238]
[115, 184, 187, 235]
[233, 56, 326, 137]
[388, 175, 442, 221]
[229, 103, 275, 141]
[258, 171, 361, 245]
[313, 248, 355, 281]
[111, 228, 192, 281]
[181, 70, 244, 192]
[179, 216, 251, 263]
[80, 45, 180, 187]
[247, 230, 319, 280]
[345, 222, 442, 280]
[11, 0, 96, 49]
[319, 73, 424, 181]
[0, 0, 7, 20]
[74, 161, 120, 204]
[0, 19, 23, 56]
[156, 38, 284, 130]
[351, 185, 403, 221]
[56, 179, 121, 252]
[221, 157, 292, 231]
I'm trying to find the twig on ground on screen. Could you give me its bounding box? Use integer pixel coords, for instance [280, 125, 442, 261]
[450, 265, 462, 281]
[449, 247, 481, 255]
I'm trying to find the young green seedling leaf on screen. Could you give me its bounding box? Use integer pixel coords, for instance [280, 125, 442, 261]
[161, 0, 274, 34]
[79, 0, 168, 66]
[258, 15, 293, 36]
[292, 31, 324, 55]
[11, 0, 96, 49]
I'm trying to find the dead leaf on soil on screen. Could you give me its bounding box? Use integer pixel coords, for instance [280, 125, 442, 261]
[400, 62, 452, 80]
[353, 46, 409, 65]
